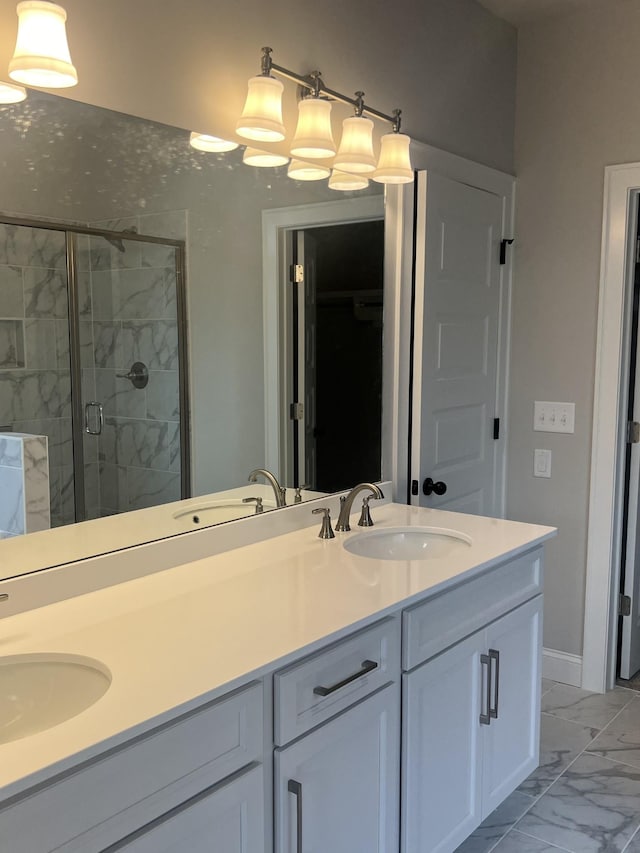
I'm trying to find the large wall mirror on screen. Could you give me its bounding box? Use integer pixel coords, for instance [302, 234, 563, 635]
[0, 90, 387, 578]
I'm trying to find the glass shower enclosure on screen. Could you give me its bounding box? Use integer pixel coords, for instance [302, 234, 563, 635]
[0, 217, 189, 527]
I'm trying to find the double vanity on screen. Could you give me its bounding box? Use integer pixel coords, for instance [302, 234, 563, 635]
[0, 498, 555, 852]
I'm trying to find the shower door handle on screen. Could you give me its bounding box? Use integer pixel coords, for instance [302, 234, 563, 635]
[84, 401, 104, 435]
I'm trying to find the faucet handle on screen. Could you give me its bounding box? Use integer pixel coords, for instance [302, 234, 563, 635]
[358, 496, 375, 527]
[294, 484, 310, 504]
[242, 496, 264, 514]
[312, 507, 335, 539]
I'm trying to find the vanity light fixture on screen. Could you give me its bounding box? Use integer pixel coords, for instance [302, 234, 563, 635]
[328, 169, 370, 191]
[242, 146, 289, 167]
[287, 159, 331, 181]
[236, 47, 413, 185]
[0, 80, 27, 103]
[9, 1, 78, 89]
[189, 132, 239, 153]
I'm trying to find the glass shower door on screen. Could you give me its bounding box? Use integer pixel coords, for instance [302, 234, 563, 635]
[77, 231, 186, 519]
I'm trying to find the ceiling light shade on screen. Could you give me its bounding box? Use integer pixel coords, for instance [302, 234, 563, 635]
[328, 169, 369, 191]
[236, 75, 285, 142]
[0, 80, 27, 103]
[243, 147, 289, 167]
[287, 160, 331, 181]
[372, 132, 413, 184]
[333, 116, 376, 174]
[9, 1, 78, 88]
[189, 132, 239, 153]
[290, 98, 335, 158]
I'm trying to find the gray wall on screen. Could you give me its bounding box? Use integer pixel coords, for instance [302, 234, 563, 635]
[508, 0, 640, 657]
[0, 0, 517, 173]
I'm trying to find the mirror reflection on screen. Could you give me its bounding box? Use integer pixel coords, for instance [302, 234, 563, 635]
[0, 90, 384, 566]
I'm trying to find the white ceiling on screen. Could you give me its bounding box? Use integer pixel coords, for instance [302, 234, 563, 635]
[476, 0, 615, 26]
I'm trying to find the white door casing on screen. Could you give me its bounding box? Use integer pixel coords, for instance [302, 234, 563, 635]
[411, 171, 505, 517]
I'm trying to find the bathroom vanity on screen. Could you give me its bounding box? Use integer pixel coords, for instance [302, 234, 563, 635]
[0, 502, 554, 853]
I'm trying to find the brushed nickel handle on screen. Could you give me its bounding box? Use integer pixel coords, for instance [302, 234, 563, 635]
[480, 653, 491, 725]
[288, 779, 302, 853]
[313, 659, 378, 697]
[489, 649, 500, 719]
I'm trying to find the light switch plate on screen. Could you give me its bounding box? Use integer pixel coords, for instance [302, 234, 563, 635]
[534, 401, 575, 433]
[534, 449, 552, 478]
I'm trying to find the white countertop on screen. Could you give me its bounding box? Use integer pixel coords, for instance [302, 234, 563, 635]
[0, 503, 555, 800]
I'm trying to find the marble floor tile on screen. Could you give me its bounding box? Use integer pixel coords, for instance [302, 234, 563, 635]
[493, 830, 571, 851]
[516, 753, 640, 852]
[518, 713, 599, 797]
[542, 684, 634, 730]
[586, 697, 640, 770]
[455, 791, 535, 853]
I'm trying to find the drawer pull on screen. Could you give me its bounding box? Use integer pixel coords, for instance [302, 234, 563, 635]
[313, 659, 378, 697]
[288, 779, 303, 853]
[480, 653, 491, 725]
[489, 649, 500, 719]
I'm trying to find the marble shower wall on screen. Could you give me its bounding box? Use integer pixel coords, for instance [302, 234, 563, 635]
[0, 224, 75, 527]
[84, 210, 185, 516]
[0, 432, 50, 537]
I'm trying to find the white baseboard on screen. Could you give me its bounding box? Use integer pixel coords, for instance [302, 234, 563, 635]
[543, 648, 583, 687]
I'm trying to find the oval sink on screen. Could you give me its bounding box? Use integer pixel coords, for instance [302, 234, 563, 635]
[0, 654, 111, 745]
[173, 499, 277, 525]
[343, 527, 472, 561]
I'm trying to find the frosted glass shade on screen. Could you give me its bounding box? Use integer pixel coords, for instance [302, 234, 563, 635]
[243, 147, 289, 167]
[9, 1, 78, 88]
[287, 160, 331, 181]
[333, 116, 376, 174]
[189, 132, 239, 153]
[290, 98, 335, 158]
[0, 80, 27, 103]
[328, 169, 369, 191]
[236, 76, 285, 142]
[373, 132, 413, 184]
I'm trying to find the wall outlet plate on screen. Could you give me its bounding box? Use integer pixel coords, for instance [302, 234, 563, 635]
[534, 448, 552, 478]
[534, 401, 575, 433]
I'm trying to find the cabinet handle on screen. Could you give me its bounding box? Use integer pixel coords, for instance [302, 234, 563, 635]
[312, 659, 378, 697]
[288, 779, 303, 853]
[480, 653, 491, 725]
[489, 649, 500, 719]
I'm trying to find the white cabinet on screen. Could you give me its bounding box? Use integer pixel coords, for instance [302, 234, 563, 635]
[112, 765, 265, 853]
[402, 595, 543, 853]
[274, 684, 400, 853]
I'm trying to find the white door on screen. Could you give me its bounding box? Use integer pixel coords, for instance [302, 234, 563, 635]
[402, 631, 485, 853]
[274, 685, 400, 853]
[482, 596, 542, 815]
[411, 171, 504, 516]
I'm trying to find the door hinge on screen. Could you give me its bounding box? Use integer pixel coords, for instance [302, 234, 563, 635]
[499, 238, 514, 265]
[493, 418, 500, 440]
[290, 402, 304, 420]
[627, 421, 640, 444]
[619, 593, 632, 617]
[411, 480, 419, 496]
[290, 263, 304, 283]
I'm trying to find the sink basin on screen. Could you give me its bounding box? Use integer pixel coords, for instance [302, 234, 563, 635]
[172, 499, 277, 525]
[343, 527, 472, 561]
[0, 654, 111, 745]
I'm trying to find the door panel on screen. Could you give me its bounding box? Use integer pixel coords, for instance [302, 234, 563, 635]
[412, 171, 503, 516]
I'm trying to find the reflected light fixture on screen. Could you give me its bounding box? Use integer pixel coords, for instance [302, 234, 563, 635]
[328, 169, 369, 191]
[243, 147, 289, 167]
[0, 80, 27, 103]
[9, 1, 78, 89]
[236, 47, 413, 186]
[189, 132, 239, 153]
[287, 160, 331, 181]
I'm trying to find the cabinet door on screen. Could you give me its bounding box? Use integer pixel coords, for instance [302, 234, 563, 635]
[114, 765, 264, 853]
[482, 595, 543, 816]
[402, 631, 485, 853]
[275, 684, 400, 853]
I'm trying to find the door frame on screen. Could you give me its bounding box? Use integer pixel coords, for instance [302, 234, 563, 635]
[583, 162, 640, 692]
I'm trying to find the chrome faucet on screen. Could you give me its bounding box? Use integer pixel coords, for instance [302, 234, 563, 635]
[335, 483, 384, 532]
[247, 468, 287, 508]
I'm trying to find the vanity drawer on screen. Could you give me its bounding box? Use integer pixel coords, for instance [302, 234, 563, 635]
[274, 616, 400, 746]
[403, 547, 543, 671]
[1, 681, 263, 853]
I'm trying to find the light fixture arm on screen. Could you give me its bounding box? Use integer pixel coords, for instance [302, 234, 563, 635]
[259, 46, 402, 129]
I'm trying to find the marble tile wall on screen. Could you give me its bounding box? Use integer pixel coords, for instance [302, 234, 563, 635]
[0, 224, 75, 527]
[0, 432, 50, 537]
